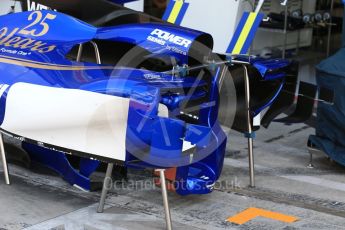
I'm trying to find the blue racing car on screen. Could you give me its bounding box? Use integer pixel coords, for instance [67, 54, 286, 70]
[0, 3, 295, 196]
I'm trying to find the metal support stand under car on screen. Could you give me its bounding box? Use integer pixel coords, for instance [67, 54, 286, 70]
[307, 150, 314, 169]
[156, 169, 173, 230]
[243, 65, 255, 188]
[307, 141, 327, 169]
[97, 167, 173, 230]
[97, 163, 114, 213]
[0, 132, 10, 185]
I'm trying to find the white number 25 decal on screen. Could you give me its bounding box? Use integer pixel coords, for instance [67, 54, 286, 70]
[18, 11, 56, 37]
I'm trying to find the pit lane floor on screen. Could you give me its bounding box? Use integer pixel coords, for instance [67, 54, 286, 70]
[1, 121, 345, 230]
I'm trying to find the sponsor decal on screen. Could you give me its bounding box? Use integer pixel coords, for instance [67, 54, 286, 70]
[0, 48, 31, 56]
[26, 0, 57, 11]
[143, 73, 161, 80]
[0, 11, 57, 54]
[148, 29, 192, 48]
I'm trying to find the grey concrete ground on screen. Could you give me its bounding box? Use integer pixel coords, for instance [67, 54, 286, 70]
[1, 120, 345, 230]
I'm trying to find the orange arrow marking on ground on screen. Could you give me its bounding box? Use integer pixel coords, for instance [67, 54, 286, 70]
[227, 207, 299, 225]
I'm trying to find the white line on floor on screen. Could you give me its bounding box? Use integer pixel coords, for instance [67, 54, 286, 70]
[223, 158, 269, 170]
[224, 158, 345, 193]
[281, 175, 345, 192]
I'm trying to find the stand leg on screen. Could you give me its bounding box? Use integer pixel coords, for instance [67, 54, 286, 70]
[157, 169, 172, 230]
[97, 163, 114, 213]
[248, 137, 255, 187]
[243, 66, 255, 188]
[282, 4, 288, 59]
[326, 0, 334, 57]
[307, 151, 314, 169]
[0, 133, 10, 185]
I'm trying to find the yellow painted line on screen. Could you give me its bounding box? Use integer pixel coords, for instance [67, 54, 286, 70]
[0, 57, 114, 71]
[0, 54, 78, 67]
[232, 13, 257, 55]
[0, 54, 114, 69]
[227, 207, 299, 225]
[167, 0, 184, 24]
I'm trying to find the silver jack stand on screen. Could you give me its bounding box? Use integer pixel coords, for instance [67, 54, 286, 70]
[97, 163, 114, 213]
[307, 150, 314, 169]
[307, 146, 325, 169]
[243, 65, 255, 188]
[155, 169, 173, 230]
[0, 132, 10, 185]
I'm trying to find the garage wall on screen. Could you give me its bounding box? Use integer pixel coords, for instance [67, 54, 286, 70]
[0, 0, 22, 15]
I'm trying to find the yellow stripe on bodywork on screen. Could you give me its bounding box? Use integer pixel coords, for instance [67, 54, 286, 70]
[167, 0, 184, 24]
[0, 57, 114, 71]
[0, 55, 89, 68]
[232, 13, 257, 55]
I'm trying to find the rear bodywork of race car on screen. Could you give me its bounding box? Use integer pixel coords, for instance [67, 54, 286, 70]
[0, 7, 294, 195]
